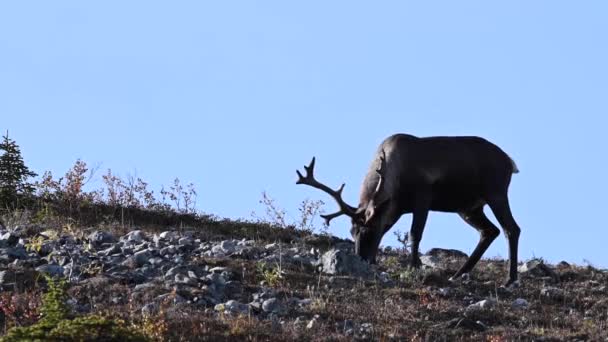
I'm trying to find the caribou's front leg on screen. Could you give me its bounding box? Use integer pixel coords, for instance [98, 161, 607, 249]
[409, 207, 430, 269]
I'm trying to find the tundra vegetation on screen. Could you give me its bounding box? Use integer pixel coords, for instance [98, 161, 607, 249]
[0, 134, 607, 341]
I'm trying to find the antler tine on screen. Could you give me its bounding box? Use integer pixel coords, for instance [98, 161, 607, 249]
[295, 157, 358, 225]
[320, 211, 344, 226]
[296, 157, 316, 184]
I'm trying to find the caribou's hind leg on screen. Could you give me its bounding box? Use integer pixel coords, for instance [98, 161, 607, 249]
[487, 196, 521, 286]
[451, 207, 500, 281]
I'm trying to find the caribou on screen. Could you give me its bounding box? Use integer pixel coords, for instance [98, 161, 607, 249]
[296, 133, 521, 286]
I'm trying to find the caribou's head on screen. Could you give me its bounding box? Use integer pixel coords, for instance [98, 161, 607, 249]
[296, 153, 388, 263]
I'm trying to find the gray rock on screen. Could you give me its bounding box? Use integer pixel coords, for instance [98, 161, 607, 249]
[149, 257, 164, 266]
[318, 249, 371, 276]
[134, 283, 157, 292]
[206, 273, 226, 286]
[359, 323, 374, 338]
[439, 288, 452, 297]
[99, 244, 121, 256]
[518, 259, 558, 280]
[133, 243, 150, 253]
[178, 237, 193, 246]
[209, 267, 228, 274]
[420, 255, 442, 269]
[123, 230, 146, 243]
[141, 303, 159, 317]
[0, 232, 19, 248]
[540, 286, 565, 300]
[262, 298, 284, 314]
[158, 231, 179, 242]
[165, 266, 196, 279]
[467, 299, 496, 311]
[87, 231, 116, 246]
[427, 248, 468, 259]
[134, 249, 152, 262]
[0, 270, 15, 284]
[265, 243, 278, 250]
[307, 315, 321, 330]
[0, 247, 28, 261]
[36, 264, 65, 277]
[160, 246, 177, 256]
[512, 298, 529, 309]
[216, 300, 249, 314]
[175, 274, 198, 286]
[121, 250, 151, 268]
[213, 240, 236, 255]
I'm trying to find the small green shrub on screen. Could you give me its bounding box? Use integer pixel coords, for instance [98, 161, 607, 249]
[256, 261, 283, 287]
[1, 277, 148, 342]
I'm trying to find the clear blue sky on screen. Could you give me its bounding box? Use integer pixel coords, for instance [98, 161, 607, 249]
[1, 2, 607, 267]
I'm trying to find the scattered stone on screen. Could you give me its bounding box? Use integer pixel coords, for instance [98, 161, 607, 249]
[0, 246, 28, 261]
[318, 249, 371, 276]
[99, 244, 121, 256]
[216, 300, 249, 315]
[467, 299, 497, 311]
[0, 232, 19, 248]
[159, 231, 179, 242]
[209, 267, 228, 274]
[123, 230, 146, 243]
[0, 270, 15, 284]
[36, 264, 65, 277]
[541, 287, 565, 300]
[178, 237, 194, 246]
[512, 298, 529, 309]
[175, 274, 197, 286]
[438, 288, 452, 297]
[420, 255, 442, 269]
[359, 323, 374, 338]
[87, 231, 116, 246]
[211, 240, 236, 255]
[518, 259, 558, 281]
[141, 303, 159, 317]
[262, 298, 284, 314]
[294, 316, 307, 328]
[377, 272, 391, 283]
[307, 315, 321, 330]
[123, 250, 151, 268]
[427, 248, 468, 259]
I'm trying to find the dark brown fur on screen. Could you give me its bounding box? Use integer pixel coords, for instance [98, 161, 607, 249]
[298, 133, 522, 285]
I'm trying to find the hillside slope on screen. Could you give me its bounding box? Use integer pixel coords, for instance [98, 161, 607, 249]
[0, 209, 606, 341]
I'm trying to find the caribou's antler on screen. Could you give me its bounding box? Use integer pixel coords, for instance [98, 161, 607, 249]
[296, 157, 359, 225]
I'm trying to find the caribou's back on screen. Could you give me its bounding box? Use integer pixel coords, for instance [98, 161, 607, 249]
[361, 134, 517, 213]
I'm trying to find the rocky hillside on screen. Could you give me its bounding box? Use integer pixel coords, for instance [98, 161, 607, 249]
[0, 213, 607, 341]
